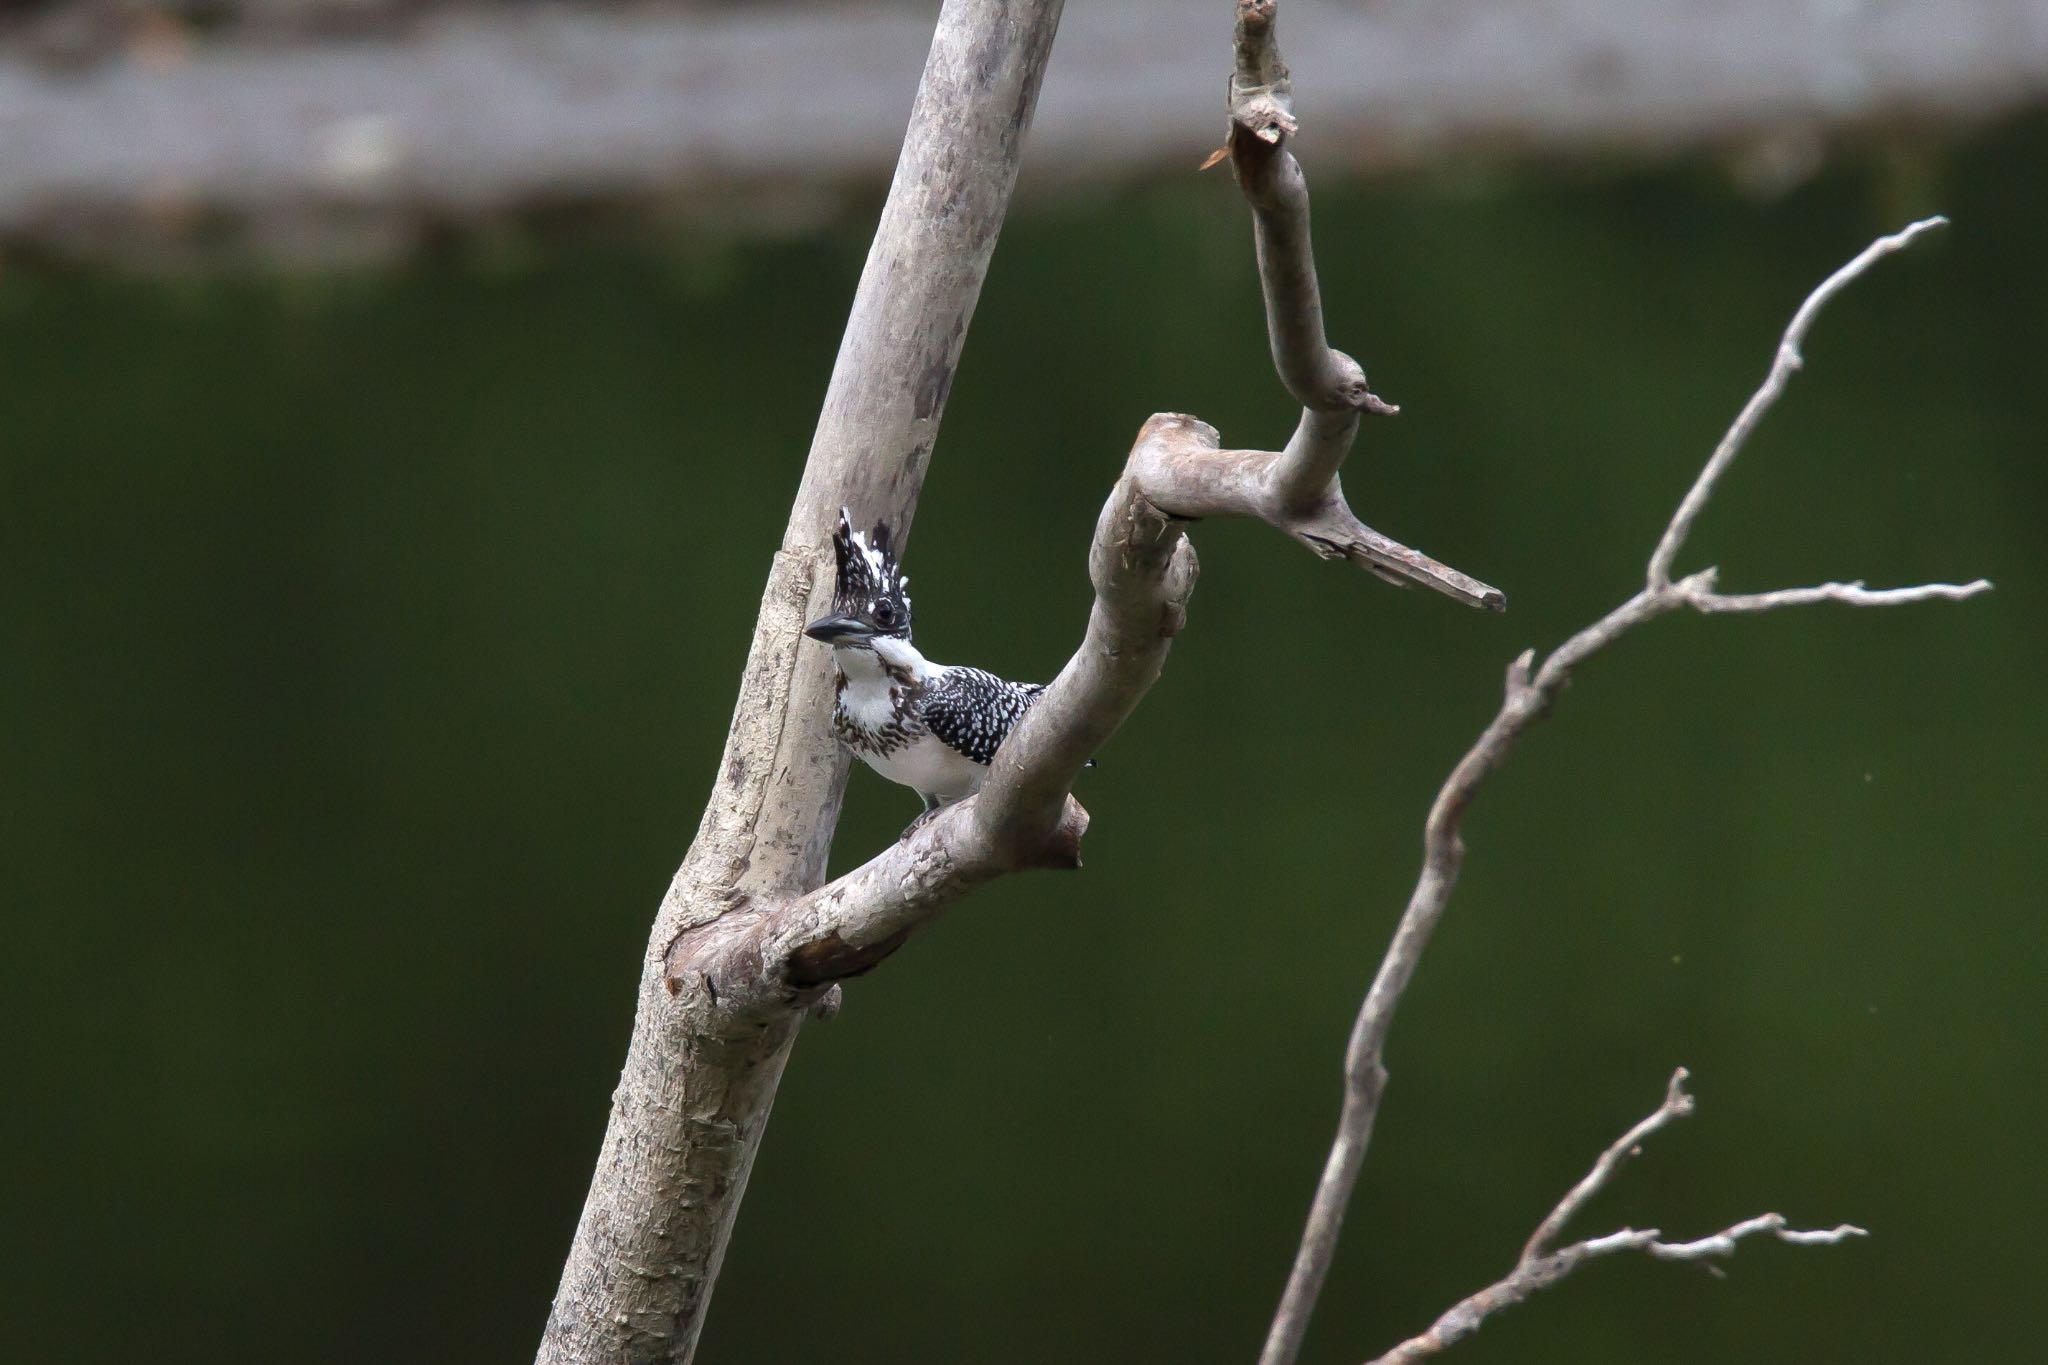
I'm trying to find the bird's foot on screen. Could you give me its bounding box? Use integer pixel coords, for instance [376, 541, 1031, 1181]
[899, 805, 942, 842]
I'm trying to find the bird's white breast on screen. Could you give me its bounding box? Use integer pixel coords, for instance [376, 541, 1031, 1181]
[864, 731, 987, 804]
[836, 673, 903, 733]
[833, 642, 987, 805]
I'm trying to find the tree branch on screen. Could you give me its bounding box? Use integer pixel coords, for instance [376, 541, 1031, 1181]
[667, 1, 1519, 1010]
[1223, 1, 1499, 610]
[671, 408, 1436, 1007]
[1367, 1070, 1868, 1365]
[1647, 216, 1959, 587]
[1520, 1067, 1696, 1264]
[1256, 213, 1989, 1365]
[538, 4, 1066, 1361]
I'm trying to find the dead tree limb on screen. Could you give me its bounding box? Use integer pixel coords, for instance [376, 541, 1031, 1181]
[1366, 1071, 1867, 1365]
[1255, 210, 1989, 1365]
[551, 0, 1487, 1352]
[1223, 0, 1501, 610]
[536, 3, 1066, 1361]
[662, 0, 1504, 1021]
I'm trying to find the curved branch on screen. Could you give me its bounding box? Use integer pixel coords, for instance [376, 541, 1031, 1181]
[1257, 216, 1990, 1365]
[677, 0, 1552, 1007]
[1225, 0, 1497, 608]
[682, 365, 1513, 1001]
[671, 417, 1295, 1004]
[670, 435, 1203, 1010]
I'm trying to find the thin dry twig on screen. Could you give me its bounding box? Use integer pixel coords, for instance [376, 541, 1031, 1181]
[1366, 1070, 1867, 1365]
[1256, 213, 1989, 1365]
[1648, 215, 1957, 588]
[1520, 1067, 1695, 1263]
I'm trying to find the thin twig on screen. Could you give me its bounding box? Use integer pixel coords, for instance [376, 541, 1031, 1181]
[1365, 1071, 1868, 1365]
[1520, 1067, 1694, 1263]
[1256, 213, 1988, 1365]
[1646, 216, 1950, 587]
[1683, 577, 1991, 612]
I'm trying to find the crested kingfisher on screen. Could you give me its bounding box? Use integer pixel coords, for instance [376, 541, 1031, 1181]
[804, 510, 1061, 833]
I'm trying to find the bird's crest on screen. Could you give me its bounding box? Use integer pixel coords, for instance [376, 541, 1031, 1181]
[831, 508, 913, 637]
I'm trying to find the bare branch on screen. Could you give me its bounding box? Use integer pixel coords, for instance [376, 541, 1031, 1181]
[684, 409, 1452, 1005]
[1647, 216, 1950, 587]
[1376, 1216, 1867, 1365]
[540, 4, 1068, 1360]
[1520, 1067, 1694, 1264]
[1646, 1214, 1868, 1260]
[1367, 1071, 1867, 1365]
[1224, 0, 1497, 610]
[680, 0, 1572, 1004]
[1682, 576, 1993, 612]
[1258, 213, 1987, 1365]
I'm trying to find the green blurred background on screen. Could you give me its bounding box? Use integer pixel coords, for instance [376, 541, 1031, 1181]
[5, 112, 2044, 1364]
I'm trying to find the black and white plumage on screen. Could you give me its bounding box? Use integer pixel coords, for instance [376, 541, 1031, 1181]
[804, 510, 1060, 831]
[921, 667, 1045, 765]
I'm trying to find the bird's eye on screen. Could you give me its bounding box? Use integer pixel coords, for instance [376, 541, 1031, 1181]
[873, 601, 898, 627]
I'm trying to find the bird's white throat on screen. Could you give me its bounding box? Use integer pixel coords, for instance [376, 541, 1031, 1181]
[834, 636, 939, 687]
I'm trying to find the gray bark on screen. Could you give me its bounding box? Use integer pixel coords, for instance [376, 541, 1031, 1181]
[535, 3, 1064, 1360]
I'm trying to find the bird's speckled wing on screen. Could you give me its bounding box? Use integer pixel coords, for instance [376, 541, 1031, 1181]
[921, 667, 1044, 765]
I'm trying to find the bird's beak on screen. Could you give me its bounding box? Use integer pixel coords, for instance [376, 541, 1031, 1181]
[804, 613, 873, 645]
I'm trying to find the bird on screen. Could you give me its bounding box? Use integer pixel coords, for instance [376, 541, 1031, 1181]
[804, 509, 1063, 836]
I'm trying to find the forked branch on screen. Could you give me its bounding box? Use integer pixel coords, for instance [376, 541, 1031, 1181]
[1256, 214, 1988, 1365]
[1368, 1070, 1867, 1365]
[667, 1, 1511, 1009]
